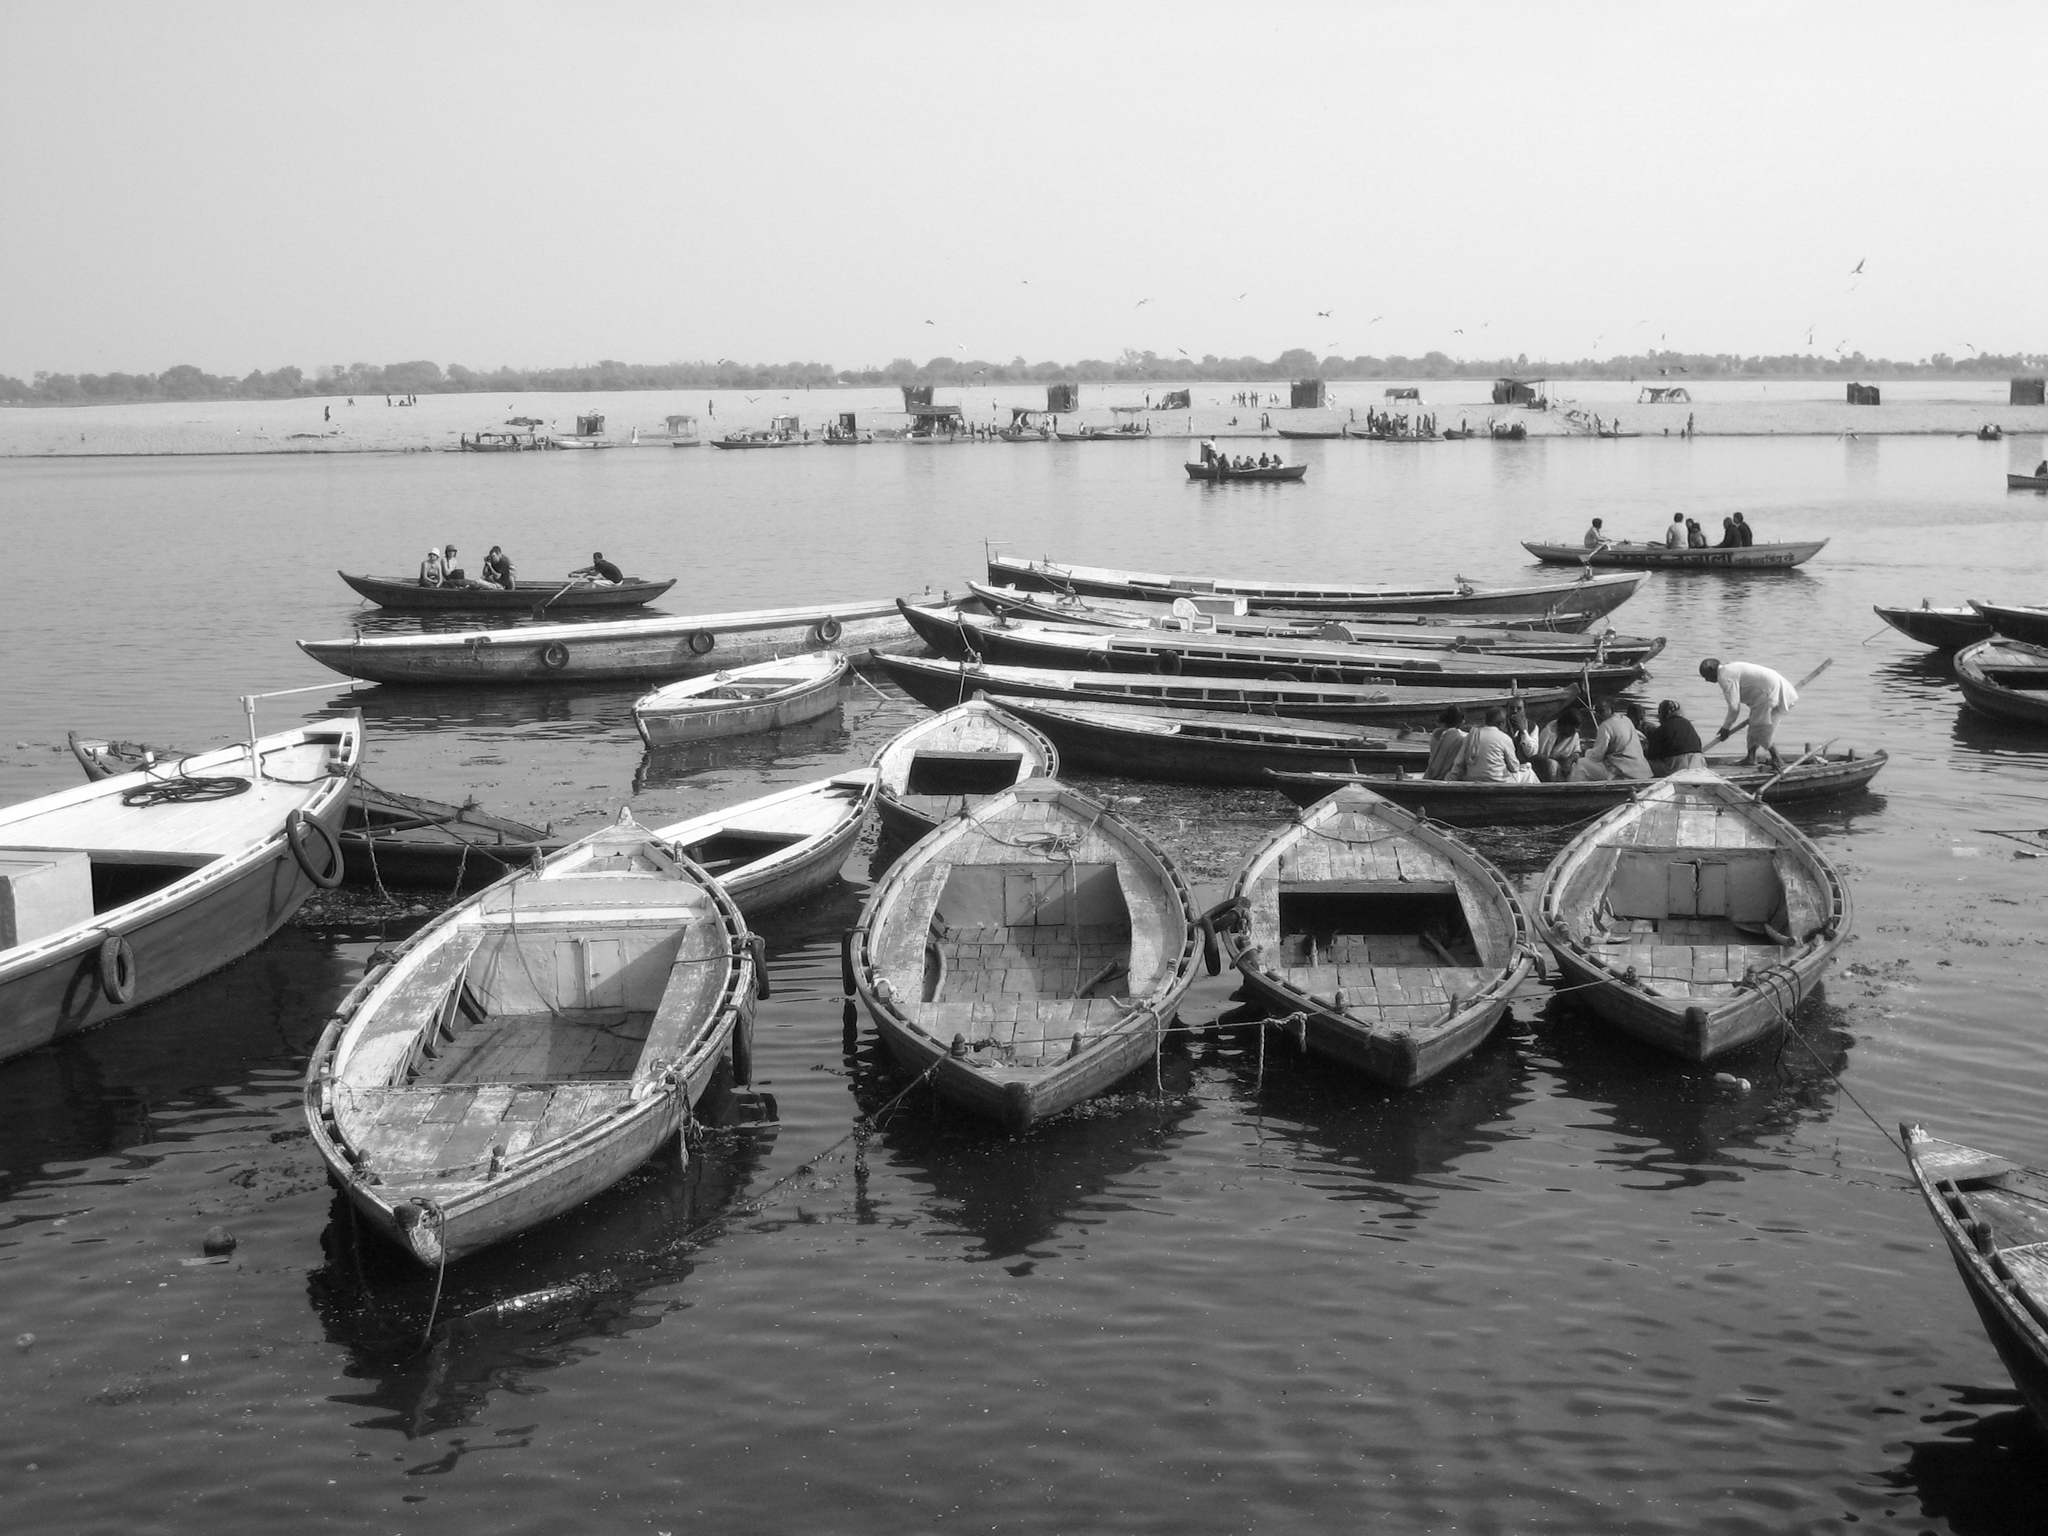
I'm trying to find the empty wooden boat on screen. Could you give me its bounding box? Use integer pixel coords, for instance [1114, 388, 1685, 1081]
[305, 812, 760, 1268]
[1968, 601, 2048, 647]
[1872, 603, 1993, 652]
[873, 700, 1058, 844]
[997, 698, 1429, 785]
[873, 653, 1581, 734]
[848, 780, 1202, 1132]
[1534, 771, 1849, 1060]
[298, 599, 913, 686]
[1267, 748, 1890, 824]
[1521, 539, 1828, 571]
[0, 717, 361, 1065]
[986, 550, 1649, 621]
[1184, 461, 1308, 482]
[633, 651, 849, 747]
[339, 571, 677, 611]
[1216, 784, 1532, 1088]
[651, 771, 876, 916]
[1954, 638, 2048, 727]
[1901, 1123, 2048, 1431]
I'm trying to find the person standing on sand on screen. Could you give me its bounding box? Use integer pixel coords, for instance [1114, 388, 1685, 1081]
[324, 406, 330, 423]
[1700, 657, 1797, 769]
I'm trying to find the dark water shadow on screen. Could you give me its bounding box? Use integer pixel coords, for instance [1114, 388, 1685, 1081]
[324, 684, 639, 739]
[631, 708, 852, 792]
[1880, 1390, 2048, 1534]
[1950, 703, 2048, 764]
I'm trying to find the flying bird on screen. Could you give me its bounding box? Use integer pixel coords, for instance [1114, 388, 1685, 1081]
[1850, 258, 1865, 276]
[1368, 316, 1383, 326]
[1453, 328, 1464, 335]
[924, 319, 935, 325]
[1134, 298, 1151, 308]
[1236, 292, 1248, 300]
[1177, 347, 1190, 356]
[1316, 310, 1331, 318]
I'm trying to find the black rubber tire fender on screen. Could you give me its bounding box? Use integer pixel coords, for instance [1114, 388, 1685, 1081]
[539, 641, 571, 670]
[687, 630, 716, 656]
[811, 616, 843, 646]
[287, 810, 346, 890]
[97, 933, 137, 1005]
[747, 933, 771, 999]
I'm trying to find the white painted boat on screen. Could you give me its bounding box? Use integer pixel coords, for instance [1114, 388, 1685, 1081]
[0, 717, 361, 1064]
[873, 699, 1058, 844]
[297, 599, 915, 685]
[305, 811, 760, 1268]
[634, 651, 850, 747]
[653, 771, 877, 917]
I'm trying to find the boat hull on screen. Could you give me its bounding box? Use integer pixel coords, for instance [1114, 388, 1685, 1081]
[1969, 602, 2048, 647]
[1184, 463, 1308, 482]
[655, 773, 876, 917]
[1872, 605, 1992, 651]
[2007, 474, 2048, 491]
[338, 572, 676, 610]
[999, 700, 1427, 786]
[873, 701, 1058, 845]
[1522, 540, 1827, 570]
[635, 655, 849, 747]
[1955, 638, 2048, 727]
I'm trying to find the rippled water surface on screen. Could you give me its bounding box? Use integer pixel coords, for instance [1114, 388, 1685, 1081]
[3, 435, 2048, 1533]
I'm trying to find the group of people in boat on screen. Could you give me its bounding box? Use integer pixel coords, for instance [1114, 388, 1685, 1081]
[1360, 408, 1437, 438]
[1197, 441, 1286, 473]
[1423, 655, 1800, 783]
[1583, 513, 1756, 551]
[417, 547, 626, 588]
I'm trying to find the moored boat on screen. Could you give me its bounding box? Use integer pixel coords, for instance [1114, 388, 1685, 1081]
[873, 700, 1058, 844]
[1215, 784, 1533, 1087]
[1954, 637, 2048, 727]
[1, 717, 361, 1064]
[847, 780, 1202, 1131]
[1184, 461, 1308, 482]
[1872, 603, 1994, 652]
[298, 600, 913, 686]
[1522, 539, 1828, 570]
[305, 811, 760, 1267]
[339, 571, 678, 612]
[651, 771, 877, 916]
[633, 651, 849, 748]
[2006, 473, 2048, 491]
[996, 698, 1428, 786]
[1900, 1123, 2048, 1432]
[1533, 770, 1849, 1059]
[1968, 600, 2048, 647]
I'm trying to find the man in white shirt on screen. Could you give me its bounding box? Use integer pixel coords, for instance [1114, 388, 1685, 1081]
[1700, 657, 1798, 768]
[1457, 706, 1537, 784]
[1664, 513, 1685, 548]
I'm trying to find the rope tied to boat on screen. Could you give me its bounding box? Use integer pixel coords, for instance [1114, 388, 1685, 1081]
[121, 764, 251, 807]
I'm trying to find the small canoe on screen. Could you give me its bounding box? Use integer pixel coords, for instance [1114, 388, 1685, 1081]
[69, 734, 560, 891]
[1968, 601, 2048, 647]
[1533, 770, 1850, 1060]
[2006, 473, 2048, 491]
[1901, 1124, 2048, 1432]
[995, 699, 1428, 786]
[986, 551, 1648, 621]
[339, 572, 677, 611]
[847, 779, 1202, 1131]
[872, 653, 1582, 733]
[1954, 637, 2048, 727]
[1054, 429, 1148, 441]
[1522, 539, 1828, 571]
[633, 651, 849, 748]
[902, 602, 1645, 692]
[1, 717, 361, 1065]
[306, 811, 759, 1267]
[298, 599, 913, 686]
[711, 435, 812, 450]
[1268, 749, 1889, 824]
[873, 700, 1058, 845]
[1872, 603, 1994, 652]
[651, 771, 876, 917]
[1216, 784, 1533, 1087]
[1275, 429, 1342, 439]
[1185, 462, 1308, 482]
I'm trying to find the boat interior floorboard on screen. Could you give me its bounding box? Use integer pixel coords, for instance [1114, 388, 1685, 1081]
[415, 1008, 652, 1086]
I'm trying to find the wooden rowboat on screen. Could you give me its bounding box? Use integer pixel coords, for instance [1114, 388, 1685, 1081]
[1276, 429, 1343, 439]
[995, 698, 1428, 786]
[902, 602, 1645, 692]
[1533, 771, 1849, 1060]
[872, 653, 1582, 733]
[1871, 603, 1993, 652]
[1901, 1124, 2048, 1432]
[1954, 638, 2048, 727]
[305, 811, 760, 1267]
[1, 717, 361, 1065]
[873, 700, 1058, 845]
[847, 780, 1202, 1131]
[1521, 539, 1828, 570]
[339, 572, 677, 611]
[1216, 784, 1533, 1087]
[298, 600, 913, 686]
[986, 551, 1648, 621]
[1267, 749, 1888, 823]
[2006, 473, 2048, 491]
[633, 651, 849, 748]
[651, 772, 876, 917]
[1184, 462, 1308, 482]
[1967, 601, 2048, 647]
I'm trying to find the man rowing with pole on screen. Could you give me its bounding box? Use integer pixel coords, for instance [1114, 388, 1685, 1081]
[1699, 656, 1797, 769]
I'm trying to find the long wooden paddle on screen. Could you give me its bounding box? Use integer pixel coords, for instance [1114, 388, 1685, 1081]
[531, 576, 590, 619]
[1711, 657, 1833, 747]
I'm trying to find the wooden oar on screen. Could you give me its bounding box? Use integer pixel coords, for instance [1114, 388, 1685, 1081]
[1750, 736, 1840, 800]
[531, 576, 590, 619]
[1711, 657, 1832, 747]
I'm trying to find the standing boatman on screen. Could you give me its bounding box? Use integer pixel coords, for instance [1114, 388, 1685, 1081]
[1699, 657, 1798, 769]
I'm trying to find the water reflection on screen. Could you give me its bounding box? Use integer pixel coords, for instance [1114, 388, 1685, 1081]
[632, 708, 851, 791]
[328, 684, 639, 738]
[1884, 1390, 2048, 1534]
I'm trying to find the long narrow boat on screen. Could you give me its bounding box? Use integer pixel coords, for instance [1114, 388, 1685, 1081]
[1901, 1123, 2048, 1431]
[711, 434, 812, 450]
[298, 600, 913, 686]
[1968, 601, 2048, 647]
[1184, 462, 1308, 482]
[847, 780, 1202, 1131]
[633, 652, 849, 747]
[305, 812, 759, 1268]
[0, 718, 361, 1064]
[339, 572, 677, 611]
[1276, 428, 1342, 440]
[987, 550, 1648, 620]
[1268, 748, 1889, 823]
[1872, 603, 1994, 652]
[873, 653, 1582, 733]
[2007, 473, 2048, 491]
[1216, 784, 1532, 1087]
[1954, 638, 2048, 727]
[902, 602, 1644, 692]
[996, 698, 1428, 785]
[651, 771, 876, 916]
[964, 581, 1666, 663]
[873, 700, 1057, 844]
[1521, 539, 1828, 570]
[1533, 771, 1850, 1060]
[69, 734, 558, 890]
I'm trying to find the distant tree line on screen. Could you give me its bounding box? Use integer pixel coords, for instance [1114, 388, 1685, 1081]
[4, 347, 2043, 406]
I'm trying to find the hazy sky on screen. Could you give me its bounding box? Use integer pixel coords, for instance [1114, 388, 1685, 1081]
[3, 1, 2041, 379]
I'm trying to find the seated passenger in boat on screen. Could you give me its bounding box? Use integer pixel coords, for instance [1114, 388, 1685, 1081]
[1664, 514, 1685, 548]
[1716, 517, 1740, 548]
[1568, 698, 1652, 781]
[1732, 512, 1754, 547]
[1644, 699, 1707, 774]
[1685, 518, 1707, 549]
[1458, 706, 1538, 784]
[440, 545, 468, 583]
[571, 551, 627, 584]
[1583, 518, 1608, 550]
[481, 546, 515, 588]
[1530, 704, 1586, 782]
[419, 547, 445, 587]
[1423, 706, 1468, 780]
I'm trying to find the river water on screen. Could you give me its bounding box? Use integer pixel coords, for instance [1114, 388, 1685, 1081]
[3, 433, 2047, 1534]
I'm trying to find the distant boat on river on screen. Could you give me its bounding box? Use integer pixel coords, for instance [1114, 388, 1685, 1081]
[338, 571, 677, 612]
[1522, 539, 1827, 571]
